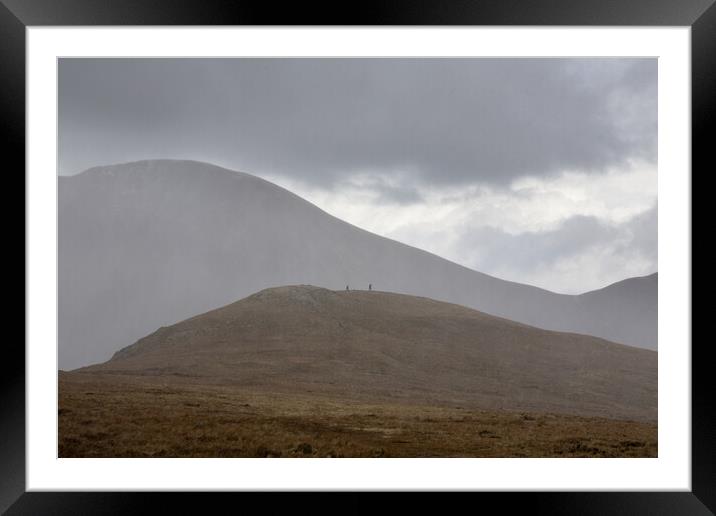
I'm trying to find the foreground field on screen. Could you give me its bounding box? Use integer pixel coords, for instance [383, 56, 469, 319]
[59, 373, 657, 458]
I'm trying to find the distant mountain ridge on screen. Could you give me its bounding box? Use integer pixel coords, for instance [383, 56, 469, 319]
[59, 159, 657, 369]
[81, 285, 657, 421]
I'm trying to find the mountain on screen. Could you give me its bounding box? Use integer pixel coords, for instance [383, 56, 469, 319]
[572, 273, 657, 352]
[59, 159, 657, 369]
[80, 285, 657, 421]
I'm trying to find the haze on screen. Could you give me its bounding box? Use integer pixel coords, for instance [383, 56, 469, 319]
[58, 58, 657, 294]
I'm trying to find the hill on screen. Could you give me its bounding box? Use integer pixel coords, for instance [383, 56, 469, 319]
[59, 159, 657, 369]
[80, 285, 657, 421]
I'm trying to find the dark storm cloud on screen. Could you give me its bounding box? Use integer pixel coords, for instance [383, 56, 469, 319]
[58, 58, 656, 186]
[373, 184, 424, 205]
[615, 202, 658, 261]
[343, 174, 425, 205]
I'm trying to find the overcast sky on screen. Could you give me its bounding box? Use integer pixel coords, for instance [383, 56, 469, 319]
[58, 58, 657, 294]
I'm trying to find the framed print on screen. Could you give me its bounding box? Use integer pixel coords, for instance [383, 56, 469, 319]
[3, 0, 710, 513]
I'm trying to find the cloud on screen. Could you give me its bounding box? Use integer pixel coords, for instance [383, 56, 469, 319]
[455, 205, 657, 294]
[59, 58, 656, 189]
[615, 201, 658, 263]
[268, 162, 657, 293]
[58, 58, 657, 293]
[342, 172, 425, 205]
[459, 216, 618, 273]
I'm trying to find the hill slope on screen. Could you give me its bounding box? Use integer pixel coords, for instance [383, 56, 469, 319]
[81, 286, 657, 421]
[59, 159, 657, 369]
[574, 273, 657, 351]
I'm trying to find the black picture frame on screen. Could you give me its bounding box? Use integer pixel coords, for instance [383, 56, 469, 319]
[3, 0, 709, 513]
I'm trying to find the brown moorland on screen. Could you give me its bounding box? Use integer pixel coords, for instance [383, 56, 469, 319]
[60, 286, 657, 457]
[59, 373, 656, 458]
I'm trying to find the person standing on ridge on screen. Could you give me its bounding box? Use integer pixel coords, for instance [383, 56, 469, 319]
[346, 285, 349, 291]
[369, 284, 372, 291]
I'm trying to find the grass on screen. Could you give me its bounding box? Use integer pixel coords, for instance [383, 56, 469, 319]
[59, 373, 657, 458]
